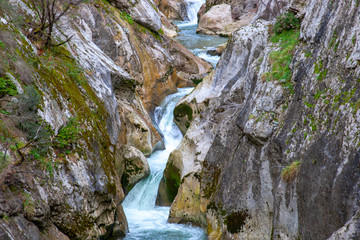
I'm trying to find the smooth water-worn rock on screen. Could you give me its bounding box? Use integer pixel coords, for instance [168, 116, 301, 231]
[197, 4, 233, 35]
[197, 0, 258, 35]
[161, 0, 360, 239]
[120, 145, 150, 194]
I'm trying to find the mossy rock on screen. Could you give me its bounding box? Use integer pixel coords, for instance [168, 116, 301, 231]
[156, 151, 182, 205]
[120, 145, 150, 194]
[173, 103, 193, 134]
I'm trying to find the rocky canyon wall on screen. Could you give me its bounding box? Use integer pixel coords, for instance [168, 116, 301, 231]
[161, 0, 360, 239]
[0, 0, 210, 239]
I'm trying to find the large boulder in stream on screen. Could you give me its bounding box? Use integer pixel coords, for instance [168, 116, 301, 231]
[121, 145, 150, 194]
[197, 0, 258, 35]
[197, 4, 233, 35]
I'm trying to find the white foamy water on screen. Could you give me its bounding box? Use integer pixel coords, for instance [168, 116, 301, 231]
[197, 52, 220, 67]
[122, 88, 207, 240]
[177, 0, 205, 27]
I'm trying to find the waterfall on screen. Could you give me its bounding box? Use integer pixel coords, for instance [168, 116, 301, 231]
[179, 0, 206, 26]
[122, 88, 206, 240]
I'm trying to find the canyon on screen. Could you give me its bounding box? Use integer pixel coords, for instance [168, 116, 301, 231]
[0, 0, 359, 239]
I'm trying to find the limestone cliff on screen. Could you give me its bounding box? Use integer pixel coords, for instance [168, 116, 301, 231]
[0, 0, 210, 239]
[161, 0, 360, 239]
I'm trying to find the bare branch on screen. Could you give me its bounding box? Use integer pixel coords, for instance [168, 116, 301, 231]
[26, 0, 83, 48]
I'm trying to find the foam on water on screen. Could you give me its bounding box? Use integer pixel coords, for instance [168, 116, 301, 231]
[122, 88, 207, 240]
[197, 52, 220, 67]
[177, 0, 205, 27]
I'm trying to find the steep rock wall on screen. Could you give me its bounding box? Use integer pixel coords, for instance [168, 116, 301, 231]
[0, 0, 211, 239]
[161, 0, 360, 239]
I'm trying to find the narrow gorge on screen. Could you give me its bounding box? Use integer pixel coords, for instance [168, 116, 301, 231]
[0, 0, 359, 240]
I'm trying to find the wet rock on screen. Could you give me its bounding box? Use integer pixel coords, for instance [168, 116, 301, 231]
[156, 150, 183, 206]
[216, 42, 227, 55]
[205, 48, 220, 56]
[121, 145, 150, 193]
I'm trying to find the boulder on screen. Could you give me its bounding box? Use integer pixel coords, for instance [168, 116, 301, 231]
[197, 3, 206, 23]
[160, 12, 179, 38]
[121, 145, 150, 193]
[223, 12, 255, 35]
[197, 4, 256, 36]
[216, 42, 227, 55]
[197, 4, 233, 35]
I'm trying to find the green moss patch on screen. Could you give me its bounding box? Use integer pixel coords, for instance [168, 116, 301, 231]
[164, 161, 181, 203]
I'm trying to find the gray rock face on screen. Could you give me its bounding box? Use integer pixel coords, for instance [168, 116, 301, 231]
[110, 0, 162, 32]
[0, 0, 210, 239]
[164, 0, 360, 239]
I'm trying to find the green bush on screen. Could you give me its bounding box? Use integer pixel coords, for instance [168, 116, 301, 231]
[0, 75, 18, 98]
[54, 117, 80, 150]
[274, 12, 300, 34]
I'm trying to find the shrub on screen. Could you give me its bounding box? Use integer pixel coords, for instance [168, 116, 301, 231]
[265, 28, 300, 94]
[0, 75, 18, 98]
[274, 12, 300, 34]
[54, 117, 80, 151]
[0, 151, 11, 172]
[281, 160, 300, 182]
[17, 86, 52, 155]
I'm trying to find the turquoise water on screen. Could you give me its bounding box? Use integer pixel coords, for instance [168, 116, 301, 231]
[175, 23, 228, 67]
[122, 89, 207, 240]
[122, 1, 228, 238]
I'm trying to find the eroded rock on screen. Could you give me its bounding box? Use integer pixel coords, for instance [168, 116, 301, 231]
[121, 145, 150, 193]
[197, 4, 233, 35]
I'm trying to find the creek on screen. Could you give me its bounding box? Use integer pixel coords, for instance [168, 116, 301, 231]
[122, 88, 206, 239]
[122, 1, 227, 239]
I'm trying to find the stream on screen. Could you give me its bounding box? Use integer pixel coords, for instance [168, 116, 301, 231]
[122, 88, 206, 239]
[122, 1, 228, 239]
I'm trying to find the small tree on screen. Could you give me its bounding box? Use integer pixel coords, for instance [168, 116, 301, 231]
[26, 0, 82, 48]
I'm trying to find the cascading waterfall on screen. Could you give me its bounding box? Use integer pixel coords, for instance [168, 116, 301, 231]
[122, 1, 227, 238]
[122, 88, 206, 240]
[181, 0, 205, 26]
[175, 0, 228, 67]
